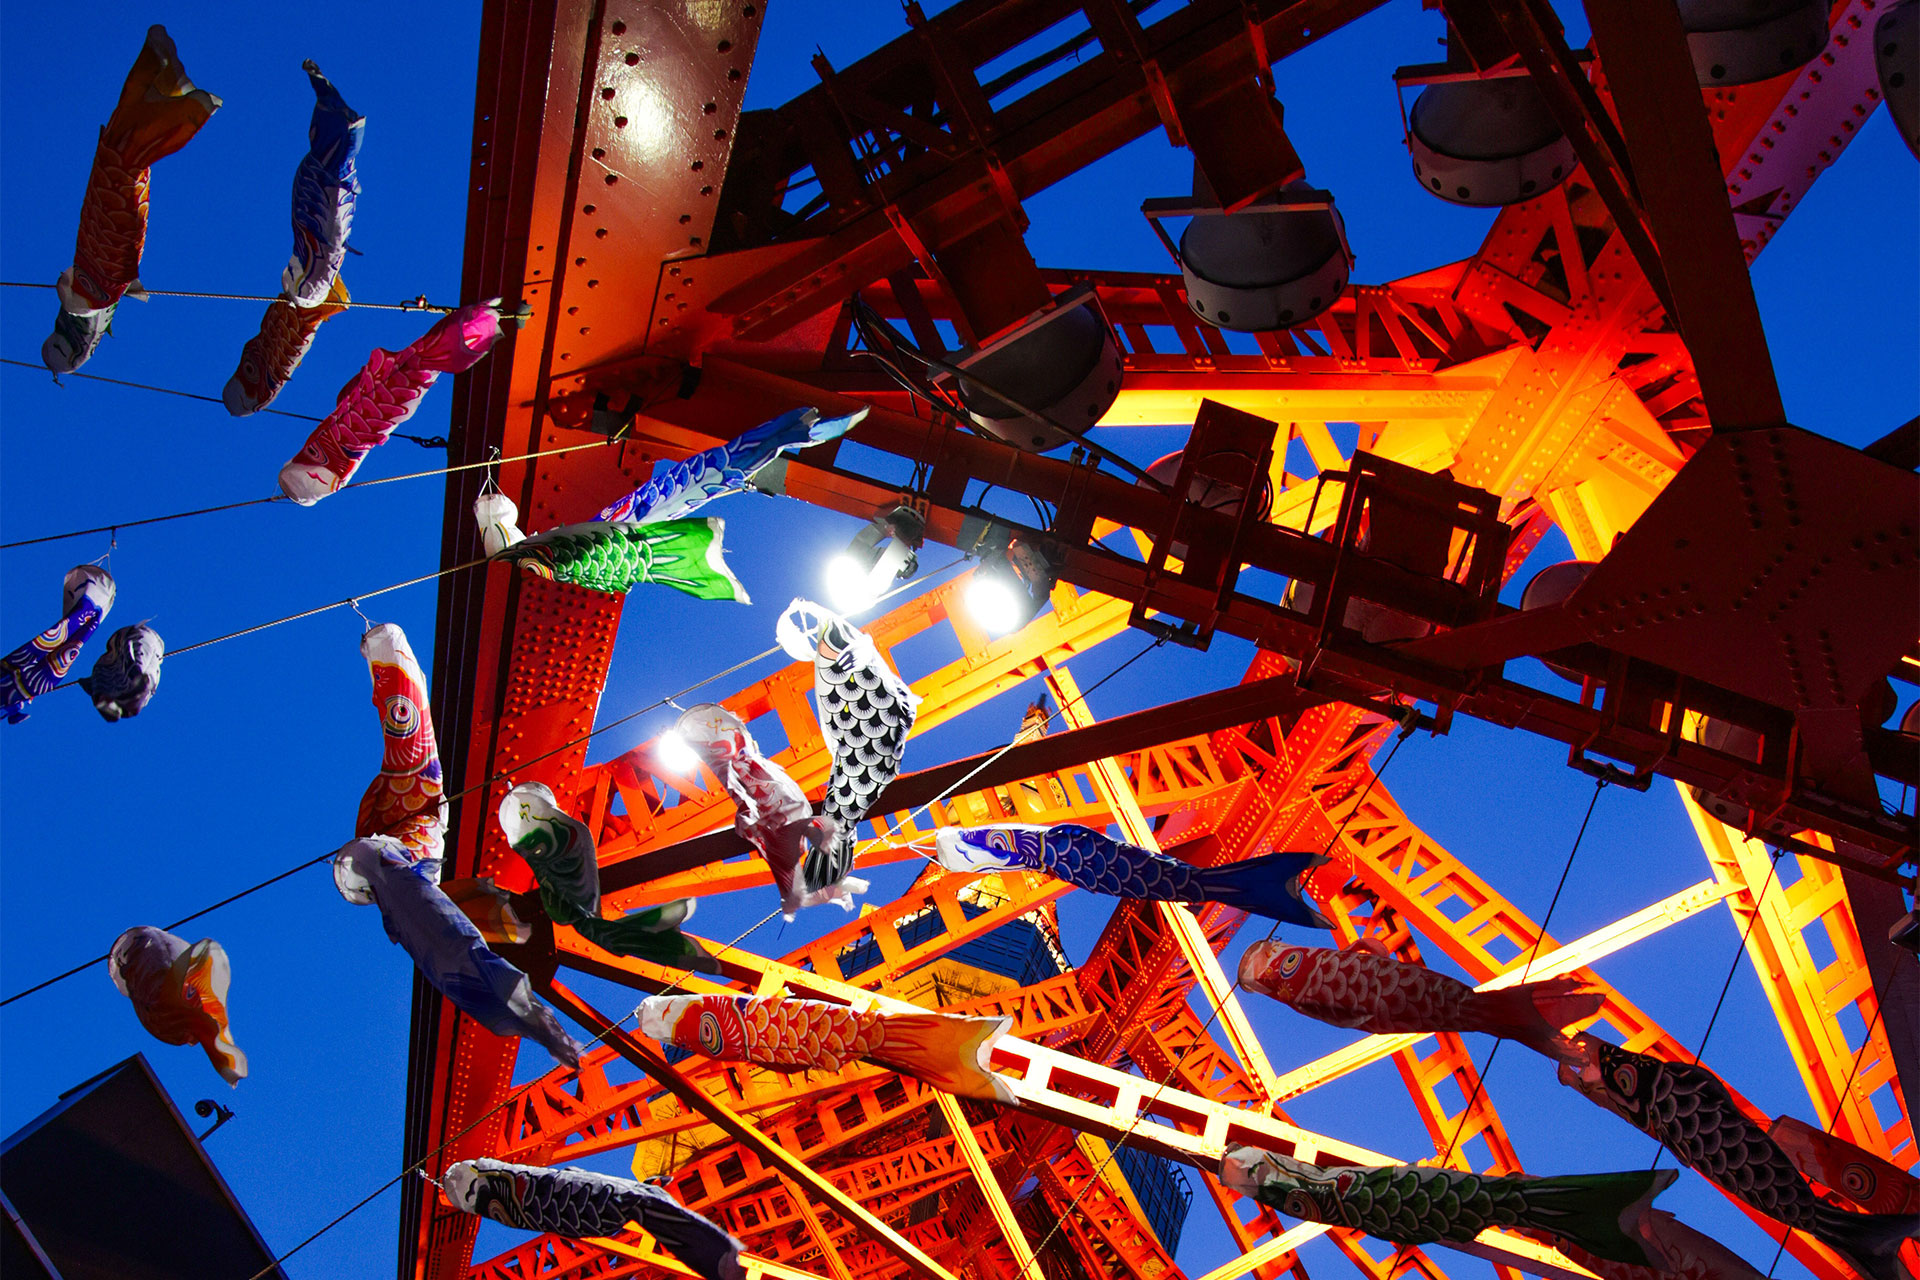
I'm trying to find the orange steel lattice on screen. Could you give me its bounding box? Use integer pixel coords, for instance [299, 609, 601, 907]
[408, 2, 1917, 1279]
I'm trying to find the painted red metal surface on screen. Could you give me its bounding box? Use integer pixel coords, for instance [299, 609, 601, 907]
[412, 1, 1915, 1276]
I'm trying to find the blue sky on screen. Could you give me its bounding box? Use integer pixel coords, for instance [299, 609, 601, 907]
[0, 3, 1913, 1278]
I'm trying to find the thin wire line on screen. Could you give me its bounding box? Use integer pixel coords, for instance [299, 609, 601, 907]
[2, 355, 447, 446]
[0, 559, 967, 1006]
[171, 559, 489, 656]
[1009, 716, 1416, 1280]
[32, 555, 491, 701]
[0, 853, 336, 1008]
[241, 905, 784, 1280]
[1763, 955, 1900, 1278]
[1652, 846, 1784, 1172]
[0, 281, 456, 313]
[0, 436, 618, 550]
[1, 357, 323, 421]
[1433, 776, 1606, 1170]
[861, 633, 1172, 868]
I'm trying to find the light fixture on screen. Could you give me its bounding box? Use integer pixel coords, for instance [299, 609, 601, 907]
[1686, 717, 1762, 827]
[1519, 559, 1597, 681]
[1143, 166, 1352, 333]
[1399, 66, 1575, 208]
[1681, 0, 1827, 87]
[1138, 446, 1275, 561]
[654, 728, 702, 776]
[1876, 0, 1918, 159]
[965, 538, 1055, 636]
[824, 506, 926, 613]
[944, 285, 1122, 452]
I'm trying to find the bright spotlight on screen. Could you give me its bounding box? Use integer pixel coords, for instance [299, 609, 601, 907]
[966, 539, 1057, 636]
[655, 729, 702, 776]
[966, 567, 1026, 636]
[824, 506, 924, 613]
[825, 552, 873, 612]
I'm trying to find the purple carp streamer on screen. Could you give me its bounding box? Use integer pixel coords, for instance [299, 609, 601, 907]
[281, 60, 362, 306]
[937, 823, 1331, 928]
[597, 406, 866, 523]
[78, 622, 164, 721]
[1, 566, 116, 723]
[333, 836, 582, 1066]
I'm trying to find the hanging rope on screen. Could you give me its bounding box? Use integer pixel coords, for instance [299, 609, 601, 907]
[1, 356, 448, 445]
[1763, 956, 1902, 1277]
[0, 557, 967, 1007]
[1, 357, 320, 421]
[1006, 711, 1419, 1280]
[0, 280, 456, 314]
[1433, 775, 1607, 1169]
[1650, 845, 1785, 1172]
[0, 437, 619, 550]
[242, 904, 784, 1280]
[864, 632, 1171, 869]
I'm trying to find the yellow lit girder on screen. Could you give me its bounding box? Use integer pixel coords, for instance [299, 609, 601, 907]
[547, 931, 1601, 1280]
[1271, 877, 1742, 1102]
[1683, 788, 1914, 1167]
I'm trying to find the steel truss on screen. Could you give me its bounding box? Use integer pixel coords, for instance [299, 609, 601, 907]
[407, 1, 1916, 1277]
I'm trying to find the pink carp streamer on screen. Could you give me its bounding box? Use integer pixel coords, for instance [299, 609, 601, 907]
[279, 300, 504, 504]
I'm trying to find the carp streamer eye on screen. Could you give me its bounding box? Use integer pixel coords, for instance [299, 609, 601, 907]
[1610, 1063, 1638, 1098]
[383, 693, 420, 736]
[699, 1010, 726, 1055]
[1283, 1190, 1316, 1219]
[1276, 949, 1305, 978]
[1841, 1162, 1876, 1199]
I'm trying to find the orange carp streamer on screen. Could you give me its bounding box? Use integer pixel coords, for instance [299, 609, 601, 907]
[44, 26, 220, 374]
[640, 993, 1013, 1103]
[224, 274, 351, 415]
[1240, 940, 1602, 1060]
[108, 926, 247, 1086]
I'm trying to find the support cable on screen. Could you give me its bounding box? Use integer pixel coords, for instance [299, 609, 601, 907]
[1, 357, 323, 421]
[0, 280, 457, 313]
[1007, 713, 1419, 1280]
[1, 355, 444, 446]
[1434, 776, 1607, 1169]
[1650, 846, 1784, 1172]
[0, 436, 618, 551]
[0, 558, 966, 1008]
[1763, 955, 1901, 1277]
